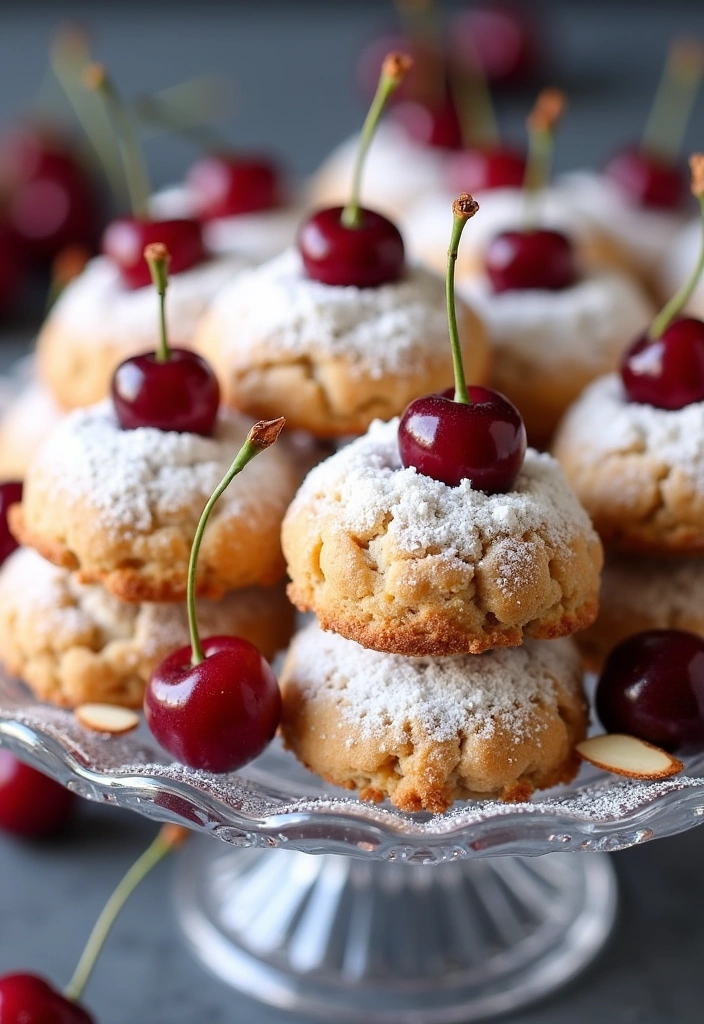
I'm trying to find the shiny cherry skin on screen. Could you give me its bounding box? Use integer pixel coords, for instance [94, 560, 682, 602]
[596, 630, 704, 752]
[0, 225, 25, 317]
[486, 229, 578, 293]
[604, 146, 684, 211]
[398, 385, 527, 492]
[298, 206, 405, 288]
[0, 481, 22, 567]
[391, 97, 463, 150]
[102, 217, 207, 289]
[450, 5, 537, 87]
[446, 145, 526, 194]
[0, 974, 94, 1023]
[0, 752, 75, 839]
[620, 318, 704, 409]
[112, 349, 220, 434]
[186, 153, 283, 220]
[144, 636, 281, 773]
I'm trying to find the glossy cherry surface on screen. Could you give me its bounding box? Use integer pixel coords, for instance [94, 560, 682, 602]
[604, 146, 684, 210]
[298, 206, 405, 288]
[620, 317, 704, 409]
[398, 385, 527, 492]
[0, 974, 94, 1023]
[391, 97, 463, 150]
[144, 636, 281, 773]
[450, 5, 537, 86]
[186, 153, 283, 220]
[446, 145, 526, 194]
[0, 481, 22, 567]
[112, 349, 220, 434]
[596, 630, 704, 752]
[0, 751, 75, 839]
[486, 229, 578, 293]
[102, 217, 207, 289]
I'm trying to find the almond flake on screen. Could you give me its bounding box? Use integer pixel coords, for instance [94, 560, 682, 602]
[576, 733, 683, 780]
[75, 704, 140, 735]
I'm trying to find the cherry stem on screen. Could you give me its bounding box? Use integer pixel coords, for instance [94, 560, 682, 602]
[341, 53, 412, 229]
[187, 418, 285, 666]
[84, 63, 152, 219]
[64, 824, 189, 1003]
[447, 194, 479, 405]
[523, 89, 565, 232]
[145, 243, 171, 363]
[134, 94, 231, 155]
[641, 39, 704, 162]
[452, 44, 499, 148]
[393, 0, 444, 103]
[649, 191, 704, 340]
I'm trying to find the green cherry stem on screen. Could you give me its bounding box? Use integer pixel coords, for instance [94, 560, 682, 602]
[523, 88, 566, 231]
[84, 62, 152, 219]
[447, 194, 479, 405]
[144, 243, 171, 363]
[641, 39, 704, 162]
[649, 154, 704, 340]
[341, 52, 413, 229]
[64, 824, 190, 1003]
[187, 417, 285, 666]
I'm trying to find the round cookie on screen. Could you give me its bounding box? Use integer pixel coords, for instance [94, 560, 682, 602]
[0, 547, 295, 708]
[11, 403, 301, 603]
[282, 418, 603, 656]
[36, 253, 249, 411]
[0, 380, 65, 479]
[193, 248, 491, 438]
[280, 621, 587, 812]
[553, 374, 704, 553]
[461, 270, 654, 446]
[576, 551, 704, 672]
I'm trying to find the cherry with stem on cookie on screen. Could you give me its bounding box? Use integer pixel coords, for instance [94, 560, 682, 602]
[111, 243, 220, 434]
[144, 419, 284, 772]
[0, 750, 75, 839]
[604, 40, 703, 210]
[298, 52, 410, 288]
[621, 153, 704, 409]
[485, 88, 578, 293]
[0, 823, 189, 1022]
[596, 630, 704, 752]
[399, 194, 526, 492]
[83, 64, 206, 289]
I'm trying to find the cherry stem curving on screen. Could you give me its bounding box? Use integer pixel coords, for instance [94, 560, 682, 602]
[649, 190, 704, 340]
[145, 243, 172, 363]
[64, 824, 190, 1003]
[452, 41, 499, 148]
[641, 39, 704, 163]
[186, 418, 285, 666]
[447, 195, 479, 405]
[523, 89, 565, 232]
[342, 53, 412, 230]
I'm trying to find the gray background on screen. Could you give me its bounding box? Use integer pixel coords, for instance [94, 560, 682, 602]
[1, 2, 704, 1022]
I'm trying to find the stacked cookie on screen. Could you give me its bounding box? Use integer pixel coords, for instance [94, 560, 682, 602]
[277, 417, 603, 812]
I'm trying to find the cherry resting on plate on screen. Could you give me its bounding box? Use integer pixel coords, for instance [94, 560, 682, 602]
[186, 153, 283, 219]
[298, 52, 411, 288]
[0, 974, 94, 1023]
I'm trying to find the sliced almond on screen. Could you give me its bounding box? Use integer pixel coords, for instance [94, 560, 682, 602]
[75, 704, 140, 735]
[576, 734, 683, 780]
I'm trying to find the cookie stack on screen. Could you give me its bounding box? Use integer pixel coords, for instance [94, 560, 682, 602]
[278, 417, 603, 812]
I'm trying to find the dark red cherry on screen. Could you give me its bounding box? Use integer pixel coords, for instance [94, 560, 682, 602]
[102, 218, 207, 289]
[620, 318, 704, 409]
[0, 751, 75, 839]
[111, 349, 220, 434]
[398, 385, 527, 492]
[144, 636, 281, 773]
[450, 5, 537, 87]
[186, 153, 283, 220]
[391, 97, 464, 150]
[0, 481, 22, 567]
[596, 630, 704, 752]
[298, 206, 405, 288]
[604, 146, 684, 211]
[0, 973, 94, 1023]
[446, 145, 526, 194]
[486, 229, 578, 293]
[0, 225, 25, 318]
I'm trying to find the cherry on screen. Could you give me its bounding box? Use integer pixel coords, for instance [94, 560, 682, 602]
[102, 218, 206, 290]
[486, 229, 578, 293]
[0, 481, 22, 567]
[0, 974, 94, 1023]
[596, 630, 704, 752]
[186, 153, 283, 220]
[298, 206, 404, 288]
[450, 5, 537, 87]
[604, 146, 684, 210]
[446, 145, 526, 194]
[357, 35, 440, 105]
[0, 752, 75, 839]
[620, 318, 704, 409]
[390, 97, 463, 151]
[0, 223, 25, 318]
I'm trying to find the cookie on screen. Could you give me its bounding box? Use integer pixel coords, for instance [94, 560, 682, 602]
[280, 621, 587, 812]
[0, 547, 295, 708]
[11, 403, 300, 602]
[461, 271, 654, 446]
[282, 418, 603, 656]
[0, 380, 65, 479]
[36, 253, 249, 410]
[553, 374, 704, 553]
[193, 248, 491, 438]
